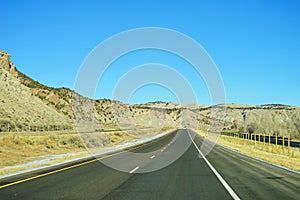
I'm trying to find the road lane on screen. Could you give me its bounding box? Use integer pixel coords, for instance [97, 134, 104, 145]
[194, 132, 300, 200]
[0, 129, 299, 199]
[101, 130, 232, 199]
[0, 130, 178, 199]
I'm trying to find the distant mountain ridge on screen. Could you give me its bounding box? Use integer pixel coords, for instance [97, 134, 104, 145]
[0, 50, 299, 139]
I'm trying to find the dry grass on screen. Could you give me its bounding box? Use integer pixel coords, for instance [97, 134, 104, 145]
[0, 132, 86, 169]
[0, 127, 171, 176]
[196, 130, 300, 172]
[0, 151, 90, 176]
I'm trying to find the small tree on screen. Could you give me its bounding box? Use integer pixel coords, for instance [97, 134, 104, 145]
[247, 123, 257, 135]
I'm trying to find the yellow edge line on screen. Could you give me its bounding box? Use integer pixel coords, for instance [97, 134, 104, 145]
[0, 131, 173, 189]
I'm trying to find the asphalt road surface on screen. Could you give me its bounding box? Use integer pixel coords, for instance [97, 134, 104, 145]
[0, 129, 299, 199]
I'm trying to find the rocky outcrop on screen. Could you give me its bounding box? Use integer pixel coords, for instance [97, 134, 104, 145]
[0, 51, 16, 74]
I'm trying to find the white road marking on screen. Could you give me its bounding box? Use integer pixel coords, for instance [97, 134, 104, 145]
[150, 155, 156, 159]
[129, 166, 139, 174]
[188, 132, 241, 200]
[161, 149, 164, 152]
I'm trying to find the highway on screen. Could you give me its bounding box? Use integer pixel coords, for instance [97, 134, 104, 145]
[0, 129, 299, 199]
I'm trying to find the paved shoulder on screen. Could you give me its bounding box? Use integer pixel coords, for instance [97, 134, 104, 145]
[193, 132, 300, 200]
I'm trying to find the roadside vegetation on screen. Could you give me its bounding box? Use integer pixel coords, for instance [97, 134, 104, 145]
[0, 127, 172, 176]
[197, 130, 300, 172]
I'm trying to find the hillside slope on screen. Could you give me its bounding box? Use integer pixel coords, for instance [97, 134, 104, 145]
[0, 50, 299, 140]
[0, 51, 73, 131]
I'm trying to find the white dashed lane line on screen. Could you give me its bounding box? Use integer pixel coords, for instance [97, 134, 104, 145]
[150, 155, 156, 159]
[129, 166, 139, 174]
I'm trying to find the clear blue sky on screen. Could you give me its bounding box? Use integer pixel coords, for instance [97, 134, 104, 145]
[1, 0, 299, 106]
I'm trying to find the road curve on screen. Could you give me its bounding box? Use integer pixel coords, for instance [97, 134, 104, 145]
[0, 129, 299, 199]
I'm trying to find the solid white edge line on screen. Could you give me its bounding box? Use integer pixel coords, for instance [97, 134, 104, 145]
[129, 166, 139, 174]
[188, 132, 241, 200]
[219, 144, 300, 175]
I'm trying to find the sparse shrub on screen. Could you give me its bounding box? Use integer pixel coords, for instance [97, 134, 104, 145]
[25, 138, 34, 145]
[114, 132, 122, 137]
[13, 137, 20, 145]
[67, 136, 83, 147]
[55, 103, 65, 110]
[60, 139, 68, 146]
[247, 123, 257, 134]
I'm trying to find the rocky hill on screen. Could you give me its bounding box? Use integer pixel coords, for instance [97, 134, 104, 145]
[0, 50, 299, 139]
[0, 51, 73, 131]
